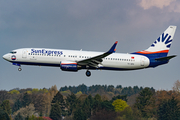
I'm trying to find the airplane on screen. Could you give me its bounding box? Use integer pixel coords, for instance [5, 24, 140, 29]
[3, 26, 177, 77]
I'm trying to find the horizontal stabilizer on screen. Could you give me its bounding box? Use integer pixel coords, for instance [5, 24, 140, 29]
[155, 55, 177, 61]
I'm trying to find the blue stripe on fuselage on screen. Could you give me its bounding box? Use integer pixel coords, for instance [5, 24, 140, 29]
[131, 52, 169, 68]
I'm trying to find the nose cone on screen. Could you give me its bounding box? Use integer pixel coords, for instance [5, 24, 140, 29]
[3, 54, 6, 59]
[3, 54, 10, 61]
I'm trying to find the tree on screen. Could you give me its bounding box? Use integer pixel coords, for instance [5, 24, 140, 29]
[22, 92, 32, 107]
[14, 112, 23, 120]
[101, 100, 114, 111]
[134, 87, 154, 118]
[1, 100, 11, 115]
[90, 109, 116, 120]
[116, 85, 122, 89]
[0, 107, 10, 120]
[111, 95, 127, 102]
[66, 93, 77, 116]
[14, 104, 35, 118]
[32, 88, 39, 93]
[51, 91, 65, 115]
[112, 99, 128, 112]
[117, 106, 134, 120]
[50, 102, 61, 120]
[158, 97, 180, 120]
[8, 90, 20, 94]
[82, 95, 93, 118]
[94, 94, 102, 102]
[173, 80, 180, 93]
[73, 107, 86, 120]
[33, 93, 48, 116]
[107, 85, 114, 92]
[12, 99, 22, 113]
[93, 94, 102, 114]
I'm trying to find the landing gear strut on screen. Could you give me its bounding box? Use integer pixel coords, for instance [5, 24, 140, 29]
[86, 70, 91, 77]
[18, 67, 22, 71]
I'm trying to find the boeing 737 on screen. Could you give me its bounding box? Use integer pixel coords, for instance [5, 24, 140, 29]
[3, 26, 177, 77]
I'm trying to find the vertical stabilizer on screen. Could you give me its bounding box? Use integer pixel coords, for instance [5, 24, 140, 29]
[134, 26, 177, 57]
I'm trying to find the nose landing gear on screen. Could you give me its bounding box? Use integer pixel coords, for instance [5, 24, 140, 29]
[86, 70, 91, 77]
[18, 67, 22, 71]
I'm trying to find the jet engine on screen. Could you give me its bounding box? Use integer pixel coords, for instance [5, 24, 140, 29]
[60, 61, 78, 71]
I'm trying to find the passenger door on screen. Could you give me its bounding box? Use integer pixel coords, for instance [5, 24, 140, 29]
[22, 50, 27, 58]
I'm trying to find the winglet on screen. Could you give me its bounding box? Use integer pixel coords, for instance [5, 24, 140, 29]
[107, 41, 118, 53]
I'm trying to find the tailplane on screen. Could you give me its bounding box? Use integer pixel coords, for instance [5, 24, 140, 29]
[133, 26, 177, 58]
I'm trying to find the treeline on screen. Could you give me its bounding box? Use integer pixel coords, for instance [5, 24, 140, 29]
[1, 81, 180, 120]
[60, 84, 152, 96]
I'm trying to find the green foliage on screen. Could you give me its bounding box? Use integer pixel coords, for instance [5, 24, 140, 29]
[158, 97, 180, 120]
[50, 102, 61, 120]
[8, 90, 20, 94]
[60, 90, 71, 96]
[51, 91, 64, 105]
[22, 92, 32, 107]
[101, 100, 114, 111]
[117, 106, 134, 120]
[14, 112, 23, 120]
[82, 95, 94, 118]
[0, 84, 159, 120]
[60, 84, 147, 96]
[134, 87, 154, 118]
[0, 107, 10, 120]
[66, 93, 77, 116]
[51, 91, 65, 116]
[12, 99, 22, 113]
[112, 99, 129, 112]
[1, 100, 11, 115]
[75, 91, 82, 95]
[90, 109, 117, 120]
[28, 115, 37, 120]
[60, 84, 88, 94]
[32, 88, 39, 93]
[112, 95, 128, 102]
[107, 85, 115, 92]
[92, 94, 102, 114]
[73, 107, 86, 120]
[94, 94, 102, 102]
[26, 91, 32, 94]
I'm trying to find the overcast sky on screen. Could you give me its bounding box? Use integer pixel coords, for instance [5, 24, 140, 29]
[1, 0, 180, 91]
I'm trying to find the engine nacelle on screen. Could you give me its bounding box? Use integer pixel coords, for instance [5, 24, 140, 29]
[60, 61, 78, 71]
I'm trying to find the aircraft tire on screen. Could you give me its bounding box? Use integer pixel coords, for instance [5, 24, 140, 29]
[18, 68, 22, 71]
[86, 70, 91, 77]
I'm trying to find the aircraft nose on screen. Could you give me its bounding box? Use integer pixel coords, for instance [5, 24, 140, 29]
[3, 54, 9, 61]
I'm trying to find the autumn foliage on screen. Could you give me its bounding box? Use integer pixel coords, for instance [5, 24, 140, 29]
[0, 81, 180, 120]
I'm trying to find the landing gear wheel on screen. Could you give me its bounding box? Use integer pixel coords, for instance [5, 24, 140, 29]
[18, 68, 22, 71]
[86, 70, 91, 77]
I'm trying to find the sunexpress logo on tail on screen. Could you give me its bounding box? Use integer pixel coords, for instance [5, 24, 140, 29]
[151, 33, 172, 48]
[31, 49, 63, 55]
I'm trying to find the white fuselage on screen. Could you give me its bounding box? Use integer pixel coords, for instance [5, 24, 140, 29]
[3, 48, 150, 70]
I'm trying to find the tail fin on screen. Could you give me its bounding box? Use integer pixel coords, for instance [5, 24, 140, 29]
[134, 26, 177, 58]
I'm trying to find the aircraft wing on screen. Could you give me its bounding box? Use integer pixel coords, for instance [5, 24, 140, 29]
[77, 41, 118, 67]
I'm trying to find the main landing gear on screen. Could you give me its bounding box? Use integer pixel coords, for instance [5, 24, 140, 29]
[86, 70, 91, 77]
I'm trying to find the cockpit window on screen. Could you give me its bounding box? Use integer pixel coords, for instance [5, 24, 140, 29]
[10, 51, 17, 54]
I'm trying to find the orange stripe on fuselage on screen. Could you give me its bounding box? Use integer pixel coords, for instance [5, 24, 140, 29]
[136, 50, 169, 54]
